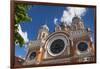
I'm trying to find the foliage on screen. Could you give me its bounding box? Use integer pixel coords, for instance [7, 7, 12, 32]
[14, 3, 32, 47]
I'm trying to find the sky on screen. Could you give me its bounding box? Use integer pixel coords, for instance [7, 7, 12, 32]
[15, 4, 96, 59]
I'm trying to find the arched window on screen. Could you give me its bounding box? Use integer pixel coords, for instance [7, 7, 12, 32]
[42, 33, 45, 38]
[29, 52, 36, 60]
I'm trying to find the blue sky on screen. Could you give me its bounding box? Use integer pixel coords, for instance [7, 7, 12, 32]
[15, 5, 95, 58]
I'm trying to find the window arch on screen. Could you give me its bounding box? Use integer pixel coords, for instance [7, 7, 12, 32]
[29, 52, 36, 60]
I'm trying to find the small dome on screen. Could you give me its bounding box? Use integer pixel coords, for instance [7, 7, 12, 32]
[41, 24, 49, 31]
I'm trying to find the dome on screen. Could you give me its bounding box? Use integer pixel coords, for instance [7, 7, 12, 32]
[72, 16, 81, 22]
[41, 24, 49, 31]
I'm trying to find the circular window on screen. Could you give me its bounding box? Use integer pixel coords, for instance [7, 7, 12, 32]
[50, 39, 65, 54]
[47, 33, 70, 56]
[78, 42, 88, 52]
[29, 52, 36, 60]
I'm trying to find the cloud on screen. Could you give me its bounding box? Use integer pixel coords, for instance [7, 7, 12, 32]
[54, 18, 58, 25]
[18, 24, 29, 43]
[61, 7, 87, 25]
[18, 55, 25, 60]
[18, 55, 22, 58]
[24, 44, 29, 52]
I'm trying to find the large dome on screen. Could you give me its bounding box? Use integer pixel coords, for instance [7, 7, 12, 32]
[72, 16, 81, 22]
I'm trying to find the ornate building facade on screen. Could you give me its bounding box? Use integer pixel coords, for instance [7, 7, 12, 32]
[23, 16, 95, 65]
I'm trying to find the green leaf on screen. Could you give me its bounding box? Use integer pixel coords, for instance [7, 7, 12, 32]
[14, 3, 32, 47]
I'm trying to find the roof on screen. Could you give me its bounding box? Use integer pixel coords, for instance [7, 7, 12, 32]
[28, 40, 42, 49]
[72, 16, 81, 22]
